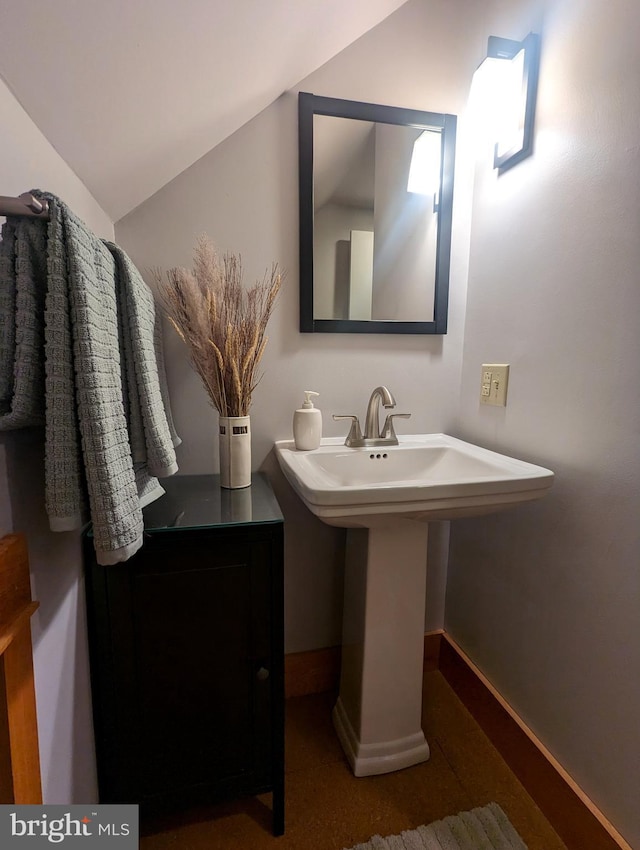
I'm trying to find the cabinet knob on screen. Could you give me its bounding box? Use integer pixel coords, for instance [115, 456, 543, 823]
[256, 666, 270, 681]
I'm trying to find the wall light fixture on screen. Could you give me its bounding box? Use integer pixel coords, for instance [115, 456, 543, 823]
[475, 32, 540, 173]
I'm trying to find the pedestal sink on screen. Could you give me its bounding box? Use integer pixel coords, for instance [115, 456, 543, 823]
[275, 434, 554, 777]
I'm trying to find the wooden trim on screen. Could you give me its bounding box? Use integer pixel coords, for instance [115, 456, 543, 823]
[0, 535, 33, 624]
[423, 629, 444, 672]
[285, 646, 341, 698]
[0, 656, 13, 803]
[0, 602, 39, 657]
[439, 633, 630, 850]
[0, 534, 42, 804]
[285, 630, 629, 849]
[4, 626, 42, 803]
[284, 631, 444, 699]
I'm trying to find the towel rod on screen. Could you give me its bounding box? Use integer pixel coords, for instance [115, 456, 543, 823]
[0, 193, 49, 220]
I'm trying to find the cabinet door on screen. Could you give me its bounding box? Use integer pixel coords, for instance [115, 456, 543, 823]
[101, 532, 274, 804]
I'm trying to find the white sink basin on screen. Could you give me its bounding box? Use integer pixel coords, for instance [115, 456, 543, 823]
[275, 433, 554, 526]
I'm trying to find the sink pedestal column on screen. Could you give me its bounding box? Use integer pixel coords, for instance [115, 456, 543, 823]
[332, 521, 430, 776]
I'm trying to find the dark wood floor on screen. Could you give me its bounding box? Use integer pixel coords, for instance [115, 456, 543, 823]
[141, 671, 567, 850]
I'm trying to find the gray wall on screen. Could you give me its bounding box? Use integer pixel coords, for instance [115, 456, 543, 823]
[116, 0, 482, 655]
[446, 0, 640, 846]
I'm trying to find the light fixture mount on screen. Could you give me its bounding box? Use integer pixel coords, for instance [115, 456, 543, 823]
[486, 36, 522, 61]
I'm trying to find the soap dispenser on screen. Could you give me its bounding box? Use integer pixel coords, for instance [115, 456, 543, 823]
[293, 391, 322, 451]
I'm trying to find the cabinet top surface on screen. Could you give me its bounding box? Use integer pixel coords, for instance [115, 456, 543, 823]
[140, 473, 283, 532]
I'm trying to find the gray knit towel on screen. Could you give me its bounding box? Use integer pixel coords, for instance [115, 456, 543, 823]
[0, 217, 47, 428]
[0, 191, 180, 564]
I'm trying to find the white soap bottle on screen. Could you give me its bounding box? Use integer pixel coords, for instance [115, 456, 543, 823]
[293, 391, 322, 451]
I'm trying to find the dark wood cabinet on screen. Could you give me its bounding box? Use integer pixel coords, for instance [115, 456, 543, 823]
[84, 474, 284, 834]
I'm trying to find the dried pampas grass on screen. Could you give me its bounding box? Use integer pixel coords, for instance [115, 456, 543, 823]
[156, 235, 282, 417]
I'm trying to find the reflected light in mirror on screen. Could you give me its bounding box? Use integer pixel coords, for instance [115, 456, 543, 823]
[407, 130, 442, 200]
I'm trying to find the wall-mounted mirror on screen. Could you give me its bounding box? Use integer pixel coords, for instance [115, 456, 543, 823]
[299, 92, 456, 334]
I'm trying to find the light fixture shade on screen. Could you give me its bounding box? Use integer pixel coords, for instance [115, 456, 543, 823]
[475, 32, 541, 173]
[407, 130, 442, 197]
[493, 47, 526, 160]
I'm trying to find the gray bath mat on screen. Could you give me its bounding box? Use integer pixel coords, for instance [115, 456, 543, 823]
[343, 802, 527, 850]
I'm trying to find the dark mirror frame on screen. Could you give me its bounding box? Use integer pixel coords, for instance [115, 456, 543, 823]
[298, 92, 457, 334]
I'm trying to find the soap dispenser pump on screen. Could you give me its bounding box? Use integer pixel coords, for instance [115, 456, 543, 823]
[293, 391, 322, 451]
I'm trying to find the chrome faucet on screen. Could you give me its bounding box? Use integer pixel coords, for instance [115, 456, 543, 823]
[333, 386, 411, 447]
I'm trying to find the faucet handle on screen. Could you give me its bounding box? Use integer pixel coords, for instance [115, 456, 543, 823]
[332, 414, 364, 446]
[380, 413, 411, 441]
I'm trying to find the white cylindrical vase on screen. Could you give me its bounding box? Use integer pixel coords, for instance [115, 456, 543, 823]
[219, 415, 251, 489]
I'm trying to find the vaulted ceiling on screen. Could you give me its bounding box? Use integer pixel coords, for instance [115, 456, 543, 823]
[0, 0, 410, 221]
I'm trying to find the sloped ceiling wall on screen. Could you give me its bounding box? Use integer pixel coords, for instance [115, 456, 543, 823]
[0, 0, 410, 220]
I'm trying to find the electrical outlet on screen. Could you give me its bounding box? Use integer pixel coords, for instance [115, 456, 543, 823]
[480, 364, 509, 406]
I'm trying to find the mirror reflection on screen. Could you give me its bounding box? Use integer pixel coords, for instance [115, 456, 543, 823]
[314, 117, 439, 322]
[299, 93, 457, 334]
